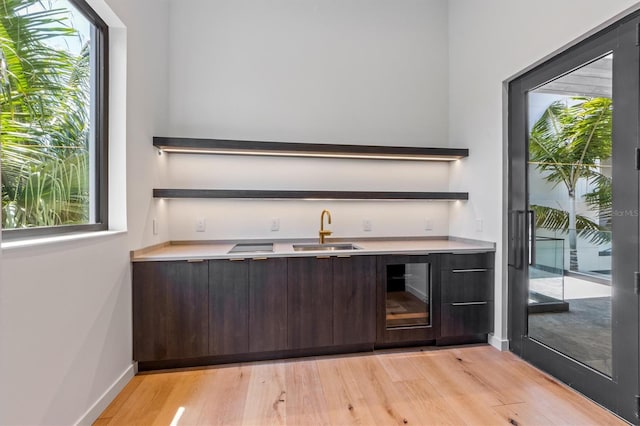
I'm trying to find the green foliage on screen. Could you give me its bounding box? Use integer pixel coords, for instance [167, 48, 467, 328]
[529, 97, 612, 242]
[583, 172, 612, 225]
[1, 0, 91, 229]
[530, 204, 611, 245]
[529, 97, 612, 196]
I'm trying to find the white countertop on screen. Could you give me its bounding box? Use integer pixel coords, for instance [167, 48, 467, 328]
[131, 237, 495, 262]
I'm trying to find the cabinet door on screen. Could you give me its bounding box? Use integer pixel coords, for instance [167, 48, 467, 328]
[441, 302, 494, 337]
[441, 269, 493, 302]
[287, 257, 334, 349]
[333, 256, 376, 345]
[249, 258, 288, 353]
[209, 260, 249, 355]
[133, 261, 209, 362]
[441, 252, 494, 270]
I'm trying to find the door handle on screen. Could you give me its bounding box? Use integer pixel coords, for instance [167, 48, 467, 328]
[528, 209, 536, 266]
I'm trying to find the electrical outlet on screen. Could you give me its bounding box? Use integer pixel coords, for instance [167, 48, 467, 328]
[363, 219, 372, 232]
[476, 218, 483, 232]
[271, 218, 280, 231]
[424, 218, 433, 231]
[196, 218, 206, 232]
[153, 218, 159, 235]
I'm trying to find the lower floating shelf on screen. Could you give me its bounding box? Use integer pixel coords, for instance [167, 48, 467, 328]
[153, 189, 469, 201]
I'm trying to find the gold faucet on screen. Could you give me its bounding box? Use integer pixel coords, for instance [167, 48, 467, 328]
[319, 209, 332, 244]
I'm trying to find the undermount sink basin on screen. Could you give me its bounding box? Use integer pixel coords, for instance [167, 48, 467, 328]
[292, 243, 362, 252]
[228, 243, 274, 254]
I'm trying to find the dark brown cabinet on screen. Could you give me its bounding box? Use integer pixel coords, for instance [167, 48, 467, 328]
[209, 258, 289, 355]
[287, 257, 334, 349]
[333, 256, 377, 345]
[132, 248, 494, 368]
[132, 261, 209, 362]
[439, 253, 494, 339]
[249, 258, 288, 353]
[288, 255, 376, 349]
[209, 260, 249, 355]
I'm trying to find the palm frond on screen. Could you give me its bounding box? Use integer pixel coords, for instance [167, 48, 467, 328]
[531, 204, 611, 244]
[529, 97, 612, 194]
[584, 172, 612, 224]
[1, 0, 91, 229]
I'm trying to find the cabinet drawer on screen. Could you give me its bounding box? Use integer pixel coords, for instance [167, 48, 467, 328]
[440, 302, 493, 337]
[441, 252, 494, 270]
[441, 269, 493, 302]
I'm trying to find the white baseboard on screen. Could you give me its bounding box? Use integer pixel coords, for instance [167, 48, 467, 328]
[488, 334, 509, 351]
[75, 363, 135, 425]
[405, 284, 428, 302]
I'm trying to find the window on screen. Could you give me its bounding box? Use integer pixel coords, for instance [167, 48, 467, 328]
[1, 0, 108, 240]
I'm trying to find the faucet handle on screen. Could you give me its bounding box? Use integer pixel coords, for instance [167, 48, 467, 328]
[319, 229, 332, 244]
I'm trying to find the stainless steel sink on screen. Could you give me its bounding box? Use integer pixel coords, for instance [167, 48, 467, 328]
[292, 243, 362, 252]
[228, 243, 274, 254]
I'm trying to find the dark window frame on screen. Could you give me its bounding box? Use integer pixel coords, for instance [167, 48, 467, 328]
[2, 0, 109, 241]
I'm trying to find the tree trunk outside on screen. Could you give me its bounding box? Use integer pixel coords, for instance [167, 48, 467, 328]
[568, 191, 578, 271]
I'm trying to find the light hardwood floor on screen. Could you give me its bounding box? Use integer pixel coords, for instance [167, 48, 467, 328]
[94, 345, 625, 425]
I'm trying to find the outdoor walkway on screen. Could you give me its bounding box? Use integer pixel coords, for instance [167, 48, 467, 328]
[529, 275, 612, 376]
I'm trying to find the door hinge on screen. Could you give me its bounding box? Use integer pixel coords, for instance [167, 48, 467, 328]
[636, 148, 640, 170]
[635, 272, 640, 295]
[636, 22, 640, 46]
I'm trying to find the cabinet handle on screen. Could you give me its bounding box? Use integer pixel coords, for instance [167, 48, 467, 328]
[336, 255, 351, 258]
[187, 259, 205, 263]
[229, 258, 246, 262]
[316, 256, 331, 259]
[252, 257, 268, 261]
[451, 301, 488, 306]
[452, 268, 488, 273]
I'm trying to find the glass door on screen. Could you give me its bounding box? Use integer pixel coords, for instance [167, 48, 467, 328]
[385, 262, 431, 329]
[509, 16, 639, 423]
[376, 255, 438, 344]
[527, 54, 613, 376]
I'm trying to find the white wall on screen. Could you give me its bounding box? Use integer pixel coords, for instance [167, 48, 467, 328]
[447, 0, 640, 345]
[0, 0, 170, 424]
[165, 0, 453, 241]
[168, 0, 449, 145]
[166, 154, 454, 240]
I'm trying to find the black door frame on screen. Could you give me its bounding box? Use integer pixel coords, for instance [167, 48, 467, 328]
[508, 14, 640, 423]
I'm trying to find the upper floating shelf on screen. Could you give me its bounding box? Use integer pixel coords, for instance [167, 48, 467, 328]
[153, 137, 468, 162]
[153, 189, 469, 201]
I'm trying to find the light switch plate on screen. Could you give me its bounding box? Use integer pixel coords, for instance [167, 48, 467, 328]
[424, 218, 433, 231]
[476, 218, 483, 232]
[271, 218, 280, 231]
[363, 219, 372, 232]
[152, 218, 159, 235]
[196, 218, 206, 232]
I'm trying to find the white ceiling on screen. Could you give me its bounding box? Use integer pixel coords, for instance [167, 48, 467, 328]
[534, 54, 612, 98]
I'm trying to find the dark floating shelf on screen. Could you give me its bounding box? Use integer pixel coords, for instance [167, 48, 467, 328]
[153, 137, 468, 162]
[153, 189, 469, 201]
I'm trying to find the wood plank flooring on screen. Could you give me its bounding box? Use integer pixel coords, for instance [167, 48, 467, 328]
[95, 345, 625, 425]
